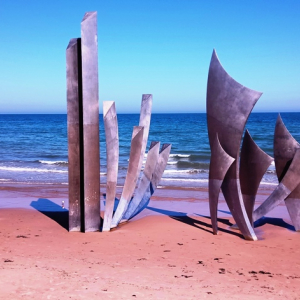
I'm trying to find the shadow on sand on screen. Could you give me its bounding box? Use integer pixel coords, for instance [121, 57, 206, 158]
[30, 198, 68, 230]
[147, 206, 244, 239]
[201, 209, 295, 232]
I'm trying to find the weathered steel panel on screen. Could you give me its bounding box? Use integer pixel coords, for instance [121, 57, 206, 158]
[209, 135, 235, 234]
[67, 38, 82, 232]
[111, 126, 144, 228]
[102, 101, 119, 231]
[129, 143, 172, 219]
[81, 11, 100, 232]
[121, 141, 160, 222]
[207, 49, 262, 240]
[240, 130, 273, 224]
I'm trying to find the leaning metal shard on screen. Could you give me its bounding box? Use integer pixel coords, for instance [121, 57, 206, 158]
[111, 126, 144, 228]
[207, 49, 262, 240]
[121, 141, 160, 222]
[137, 94, 153, 175]
[81, 11, 100, 232]
[253, 115, 300, 231]
[102, 101, 119, 231]
[128, 143, 172, 220]
[67, 38, 82, 232]
[209, 134, 235, 235]
[240, 130, 273, 225]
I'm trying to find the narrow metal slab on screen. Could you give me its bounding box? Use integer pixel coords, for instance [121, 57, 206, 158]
[81, 11, 100, 232]
[102, 101, 119, 231]
[137, 94, 153, 174]
[209, 134, 235, 234]
[240, 130, 273, 224]
[206, 49, 262, 240]
[121, 141, 160, 222]
[111, 126, 144, 228]
[129, 143, 172, 219]
[66, 38, 82, 232]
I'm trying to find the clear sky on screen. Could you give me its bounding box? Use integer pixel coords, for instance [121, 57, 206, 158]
[0, 0, 299, 113]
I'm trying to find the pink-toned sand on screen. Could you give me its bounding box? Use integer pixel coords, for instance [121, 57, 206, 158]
[1, 183, 300, 299]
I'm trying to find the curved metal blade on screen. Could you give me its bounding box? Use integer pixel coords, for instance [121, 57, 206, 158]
[121, 141, 160, 222]
[253, 148, 300, 222]
[206, 49, 262, 240]
[209, 134, 235, 235]
[129, 143, 172, 220]
[240, 130, 273, 225]
[102, 101, 119, 231]
[111, 126, 144, 228]
[274, 115, 300, 230]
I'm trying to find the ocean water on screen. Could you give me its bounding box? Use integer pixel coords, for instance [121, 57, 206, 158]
[0, 113, 299, 188]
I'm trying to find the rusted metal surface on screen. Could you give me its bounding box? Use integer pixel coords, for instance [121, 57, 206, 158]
[209, 134, 235, 235]
[81, 11, 100, 232]
[129, 143, 172, 220]
[66, 38, 82, 232]
[121, 141, 160, 222]
[111, 126, 144, 228]
[207, 49, 262, 240]
[240, 130, 273, 225]
[102, 101, 119, 231]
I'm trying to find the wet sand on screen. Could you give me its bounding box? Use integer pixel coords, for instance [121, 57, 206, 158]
[1, 183, 300, 299]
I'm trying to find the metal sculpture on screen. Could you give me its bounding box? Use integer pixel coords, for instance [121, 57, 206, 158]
[124, 143, 172, 221]
[240, 130, 273, 225]
[110, 95, 152, 227]
[67, 11, 100, 232]
[121, 141, 161, 222]
[253, 115, 300, 231]
[207, 49, 262, 241]
[110, 126, 144, 228]
[66, 38, 82, 232]
[209, 134, 235, 235]
[102, 101, 119, 231]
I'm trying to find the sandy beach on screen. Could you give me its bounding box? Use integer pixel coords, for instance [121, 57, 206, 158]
[1, 183, 300, 299]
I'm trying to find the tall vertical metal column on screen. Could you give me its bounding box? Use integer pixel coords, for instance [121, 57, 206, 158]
[81, 11, 100, 232]
[67, 11, 100, 232]
[67, 38, 82, 232]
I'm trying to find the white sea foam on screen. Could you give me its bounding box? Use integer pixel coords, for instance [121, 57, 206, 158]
[0, 166, 67, 173]
[39, 160, 67, 165]
[167, 161, 177, 165]
[169, 154, 190, 158]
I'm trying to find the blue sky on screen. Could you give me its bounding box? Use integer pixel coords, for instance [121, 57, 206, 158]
[0, 0, 299, 113]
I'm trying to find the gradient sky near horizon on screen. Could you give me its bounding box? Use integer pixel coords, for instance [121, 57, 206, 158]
[0, 1, 299, 113]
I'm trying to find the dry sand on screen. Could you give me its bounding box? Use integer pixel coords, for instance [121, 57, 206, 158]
[1, 183, 300, 299]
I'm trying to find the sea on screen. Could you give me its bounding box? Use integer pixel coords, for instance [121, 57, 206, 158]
[0, 113, 300, 189]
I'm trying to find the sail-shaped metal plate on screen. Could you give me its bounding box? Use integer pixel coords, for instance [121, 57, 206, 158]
[209, 134, 235, 235]
[207, 49, 262, 240]
[240, 130, 273, 225]
[102, 101, 119, 231]
[121, 141, 160, 222]
[111, 126, 144, 228]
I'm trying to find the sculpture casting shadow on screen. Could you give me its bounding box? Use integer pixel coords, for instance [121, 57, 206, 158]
[253, 217, 295, 232]
[30, 198, 69, 231]
[147, 206, 244, 239]
[212, 209, 295, 231]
